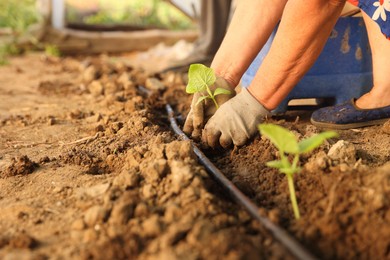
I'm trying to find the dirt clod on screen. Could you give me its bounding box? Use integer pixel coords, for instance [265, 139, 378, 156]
[165, 140, 195, 161]
[141, 215, 162, 238]
[113, 170, 140, 189]
[381, 120, 390, 134]
[3, 156, 39, 178]
[71, 219, 86, 231]
[327, 140, 356, 164]
[304, 151, 331, 172]
[140, 159, 168, 184]
[84, 206, 109, 227]
[83, 65, 98, 85]
[109, 191, 138, 225]
[169, 160, 194, 193]
[7, 233, 38, 249]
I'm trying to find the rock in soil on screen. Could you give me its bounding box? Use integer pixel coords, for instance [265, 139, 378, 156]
[327, 140, 356, 164]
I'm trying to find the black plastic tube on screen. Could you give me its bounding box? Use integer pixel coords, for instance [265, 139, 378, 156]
[166, 104, 317, 260]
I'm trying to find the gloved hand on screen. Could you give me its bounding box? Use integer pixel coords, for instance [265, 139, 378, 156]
[183, 77, 235, 139]
[202, 87, 271, 148]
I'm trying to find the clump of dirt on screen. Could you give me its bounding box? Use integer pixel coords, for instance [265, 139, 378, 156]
[1, 233, 39, 249]
[0, 233, 40, 260]
[2, 156, 39, 178]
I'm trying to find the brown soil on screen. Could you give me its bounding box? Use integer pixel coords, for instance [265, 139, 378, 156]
[0, 53, 389, 260]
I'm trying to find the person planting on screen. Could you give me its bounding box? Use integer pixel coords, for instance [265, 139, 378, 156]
[183, 0, 390, 148]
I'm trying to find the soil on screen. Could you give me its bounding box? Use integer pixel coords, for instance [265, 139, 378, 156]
[0, 53, 389, 260]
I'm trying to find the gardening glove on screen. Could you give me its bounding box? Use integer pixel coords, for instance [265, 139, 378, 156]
[183, 77, 235, 139]
[202, 87, 271, 148]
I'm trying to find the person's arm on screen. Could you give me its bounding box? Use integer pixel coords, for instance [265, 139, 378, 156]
[211, 0, 288, 87]
[183, 0, 287, 139]
[248, 0, 346, 110]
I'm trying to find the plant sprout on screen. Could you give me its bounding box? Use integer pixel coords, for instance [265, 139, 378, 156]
[185, 64, 231, 109]
[258, 123, 337, 219]
[45, 44, 61, 57]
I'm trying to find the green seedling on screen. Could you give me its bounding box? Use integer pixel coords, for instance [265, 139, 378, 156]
[185, 63, 231, 109]
[259, 123, 337, 219]
[45, 44, 61, 57]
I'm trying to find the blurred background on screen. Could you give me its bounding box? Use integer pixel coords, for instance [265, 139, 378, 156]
[64, 0, 195, 30]
[0, 0, 200, 66]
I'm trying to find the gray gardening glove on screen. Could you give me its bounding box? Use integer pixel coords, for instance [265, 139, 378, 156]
[183, 77, 235, 139]
[202, 87, 271, 148]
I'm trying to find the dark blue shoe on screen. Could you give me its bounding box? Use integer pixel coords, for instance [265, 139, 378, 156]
[311, 99, 390, 129]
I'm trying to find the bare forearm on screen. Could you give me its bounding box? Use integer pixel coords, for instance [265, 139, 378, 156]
[211, 0, 287, 87]
[248, 0, 346, 110]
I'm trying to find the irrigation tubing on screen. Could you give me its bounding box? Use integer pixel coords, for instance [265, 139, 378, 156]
[166, 104, 317, 260]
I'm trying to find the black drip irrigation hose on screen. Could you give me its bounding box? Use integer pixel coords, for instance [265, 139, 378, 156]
[166, 104, 317, 260]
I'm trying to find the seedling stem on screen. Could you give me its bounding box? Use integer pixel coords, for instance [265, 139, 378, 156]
[287, 172, 300, 219]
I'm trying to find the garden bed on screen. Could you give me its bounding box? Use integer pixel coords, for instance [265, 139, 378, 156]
[0, 53, 389, 259]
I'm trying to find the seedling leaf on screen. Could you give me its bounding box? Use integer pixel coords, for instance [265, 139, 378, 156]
[259, 124, 299, 154]
[298, 131, 338, 154]
[186, 64, 216, 94]
[195, 95, 210, 106]
[213, 87, 231, 96]
[267, 160, 296, 175]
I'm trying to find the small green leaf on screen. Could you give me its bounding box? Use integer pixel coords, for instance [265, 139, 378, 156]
[186, 64, 216, 94]
[259, 124, 299, 154]
[298, 131, 338, 154]
[266, 160, 285, 169]
[213, 87, 231, 97]
[195, 95, 210, 106]
[267, 160, 296, 175]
